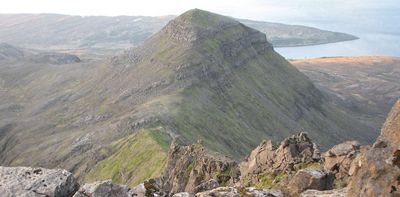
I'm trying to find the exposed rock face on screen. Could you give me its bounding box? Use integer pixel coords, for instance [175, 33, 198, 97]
[375, 100, 400, 148]
[172, 192, 195, 197]
[72, 180, 135, 197]
[323, 141, 361, 187]
[239, 132, 321, 185]
[0, 166, 79, 197]
[160, 138, 238, 196]
[196, 187, 283, 197]
[301, 188, 347, 197]
[347, 100, 400, 196]
[285, 169, 334, 196]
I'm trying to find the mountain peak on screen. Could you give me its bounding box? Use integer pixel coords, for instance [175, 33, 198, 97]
[160, 9, 243, 42]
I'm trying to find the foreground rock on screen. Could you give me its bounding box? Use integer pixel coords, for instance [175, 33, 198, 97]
[239, 132, 321, 186]
[347, 100, 400, 196]
[0, 166, 79, 197]
[160, 138, 238, 195]
[196, 186, 283, 197]
[284, 169, 334, 196]
[301, 188, 347, 197]
[323, 140, 362, 187]
[73, 180, 136, 197]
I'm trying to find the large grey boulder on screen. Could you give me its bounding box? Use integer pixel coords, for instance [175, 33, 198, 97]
[285, 169, 334, 196]
[0, 166, 79, 197]
[72, 180, 134, 197]
[301, 188, 347, 197]
[196, 187, 283, 197]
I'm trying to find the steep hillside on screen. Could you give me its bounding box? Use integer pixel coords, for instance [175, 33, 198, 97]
[0, 13, 357, 55]
[0, 9, 374, 186]
[292, 56, 400, 130]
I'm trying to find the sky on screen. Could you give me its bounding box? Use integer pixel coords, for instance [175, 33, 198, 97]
[0, 0, 398, 33]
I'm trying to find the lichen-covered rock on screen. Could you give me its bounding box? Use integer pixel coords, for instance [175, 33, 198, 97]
[374, 100, 400, 148]
[301, 188, 347, 197]
[323, 141, 361, 187]
[285, 169, 334, 196]
[239, 132, 321, 185]
[172, 192, 195, 197]
[72, 180, 138, 197]
[196, 187, 283, 197]
[193, 179, 219, 193]
[0, 166, 79, 197]
[346, 147, 400, 197]
[160, 138, 238, 196]
[347, 100, 400, 196]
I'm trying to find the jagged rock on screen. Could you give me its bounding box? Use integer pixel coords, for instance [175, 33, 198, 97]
[160, 138, 238, 196]
[323, 141, 361, 187]
[193, 179, 219, 193]
[172, 192, 195, 197]
[144, 179, 166, 197]
[301, 188, 348, 197]
[374, 99, 400, 148]
[130, 183, 146, 197]
[285, 169, 334, 196]
[347, 100, 400, 196]
[239, 132, 321, 185]
[196, 187, 283, 197]
[72, 180, 137, 197]
[0, 166, 79, 197]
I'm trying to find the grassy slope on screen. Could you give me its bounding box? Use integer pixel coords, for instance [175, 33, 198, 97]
[85, 129, 170, 186]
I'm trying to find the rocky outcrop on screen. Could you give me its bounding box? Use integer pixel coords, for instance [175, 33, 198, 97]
[301, 188, 347, 197]
[239, 132, 321, 185]
[0, 166, 79, 197]
[160, 138, 238, 196]
[374, 99, 400, 148]
[284, 169, 334, 196]
[72, 180, 134, 197]
[323, 140, 362, 187]
[347, 100, 400, 196]
[196, 187, 283, 197]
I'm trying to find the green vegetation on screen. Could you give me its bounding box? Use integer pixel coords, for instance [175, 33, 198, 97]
[299, 162, 322, 170]
[255, 172, 287, 189]
[85, 129, 170, 186]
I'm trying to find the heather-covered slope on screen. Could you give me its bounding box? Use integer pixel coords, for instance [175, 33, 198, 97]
[0, 9, 374, 186]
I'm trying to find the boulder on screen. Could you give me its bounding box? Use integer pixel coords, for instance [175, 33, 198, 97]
[239, 132, 321, 185]
[301, 188, 347, 197]
[195, 187, 283, 197]
[172, 192, 195, 197]
[374, 100, 400, 148]
[0, 166, 79, 197]
[285, 169, 334, 196]
[72, 180, 134, 197]
[346, 147, 400, 196]
[323, 141, 361, 187]
[193, 179, 219, 193]
[160, 138, 238, 195]
[347, 100, 400, 196]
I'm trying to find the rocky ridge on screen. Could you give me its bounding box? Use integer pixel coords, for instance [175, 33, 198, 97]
[2, 99, 398, 196]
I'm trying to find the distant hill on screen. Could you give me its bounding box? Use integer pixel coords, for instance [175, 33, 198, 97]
[0, 9, 373, 186]
[0, 13, 357, 55]
[0, 42, 80, 64]
[292, 56, 400, 131]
